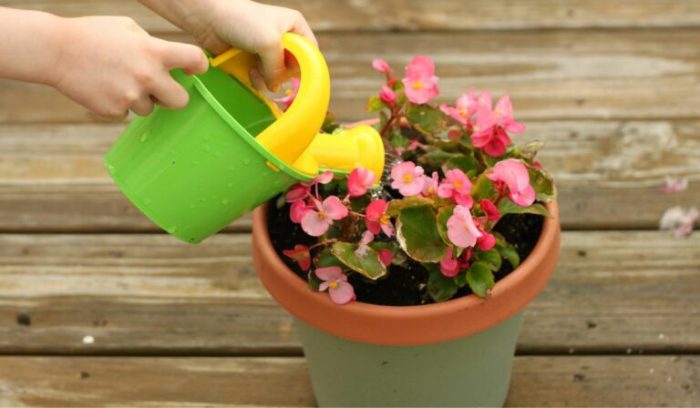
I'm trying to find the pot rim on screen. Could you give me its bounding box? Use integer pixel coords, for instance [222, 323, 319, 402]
[252, 200, 561, 346]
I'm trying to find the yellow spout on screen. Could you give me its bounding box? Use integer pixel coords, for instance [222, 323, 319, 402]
[293, 125, 385, 184]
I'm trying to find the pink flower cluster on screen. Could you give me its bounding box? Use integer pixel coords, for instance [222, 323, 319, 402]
[389, 160, 536, 278]
[373, 55, 440, 105]
[441, 92, 525, 157]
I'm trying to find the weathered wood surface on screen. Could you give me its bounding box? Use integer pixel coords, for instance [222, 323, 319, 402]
[0, 356, 697, 407]
[1, 231, 698, 355]
[6, 0, 700, 31]
[1, 121, 698, 232]
[2, 29, 700, 124]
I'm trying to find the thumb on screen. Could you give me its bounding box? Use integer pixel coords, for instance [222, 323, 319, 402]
[158, 40, 209, 74]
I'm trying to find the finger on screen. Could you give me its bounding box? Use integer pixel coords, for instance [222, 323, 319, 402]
[130, 96, 155, 116]
[156, 40, 209, 74]
[258, 40, 285, 92]
[90, 109, 128, 122]
[249, 67, 267, 92]
[292, 17, 318, 47]
[150, 72, 190, 109]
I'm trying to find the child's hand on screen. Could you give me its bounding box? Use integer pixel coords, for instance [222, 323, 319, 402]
[140, 0, 317, 92]
[51, 16, 208, 119]
[196, 0, 317, 91]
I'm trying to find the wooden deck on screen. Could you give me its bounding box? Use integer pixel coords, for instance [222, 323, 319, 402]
[1, 1, 699, 406]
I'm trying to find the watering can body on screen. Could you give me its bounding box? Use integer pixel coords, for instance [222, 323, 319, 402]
[104, 34, 384, 244]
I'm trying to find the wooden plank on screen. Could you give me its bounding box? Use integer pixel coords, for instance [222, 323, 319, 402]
[6, 0, 700, 32]
[0, 356, 697, 407]
[1, 120, 699, 231]
[1, 29, 699, 124]
[0, 231, 698, 355]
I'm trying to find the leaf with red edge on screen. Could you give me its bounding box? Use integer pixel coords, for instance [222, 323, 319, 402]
[282, 244, 312, 271]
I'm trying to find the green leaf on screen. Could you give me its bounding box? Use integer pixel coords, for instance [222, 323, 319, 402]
[476, 249, 502, 272]
[454, 270, 468, 288]
[367, 95, 385, 113]
[418, 148, 460, 168]
[436, 206, 454, 247]
[427, 267, 458, 302]
[528, 165, 557, 201]
[387, 196, 435, 217]
[498, 244, 520, 268]
[315, 248, 344, 268]
[498, 198, 551, 217]
[445, 154, 478, 174]
[331, 242, 387, 280]
[467, 261, 495, 297]
[396, 206, 448, 263]
[471, 173, 496, 201]
[405, 104, 444, 136]
[307, 270, 322, 291]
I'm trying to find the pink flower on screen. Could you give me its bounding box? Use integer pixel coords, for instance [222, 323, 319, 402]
[446, 205, 483, 248]
[301, 196, 349, 236]
[437, 169, 474, 207]
[493, 95, 526, 133]
[440, 92, 478, 126]
[660, 206, 699, 237]
[487, 159, 536, 207]
[315, 266, 355, 304]
[289, 200, 312, 223]
[347, 167, 376, 197]
[372, 58, 392, 75]
[282, 244, 312, 271]
[391, 161, 425, 196]
[477, 232, 496, 251]
[421, 171, 440, 197]
[273, 78, 300, 111]
[660, 176, 688, 194]
[480, 199, 501, 221]
[471, 94, 524, 157]
[379, 84, 396, 105]
[314, 171, 334, 185]
[365, 199, 394, 237]
[472, 110, 512, 157]
[440, 247, 460, 277]
[378, 249, 393, 267]
[285, 183, 310, 203]
[402, 55, 439, 104]
[355, 230, 375, 257]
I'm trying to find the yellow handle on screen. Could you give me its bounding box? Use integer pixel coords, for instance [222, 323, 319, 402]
[210, 33, 330, 170]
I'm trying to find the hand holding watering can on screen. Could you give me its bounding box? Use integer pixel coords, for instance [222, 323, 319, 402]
[105, 34, 385, 244]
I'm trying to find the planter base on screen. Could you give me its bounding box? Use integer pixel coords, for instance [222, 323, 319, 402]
[296, 312, 524, 407]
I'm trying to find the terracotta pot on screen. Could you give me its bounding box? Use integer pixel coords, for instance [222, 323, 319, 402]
[252, 201, 561, 406]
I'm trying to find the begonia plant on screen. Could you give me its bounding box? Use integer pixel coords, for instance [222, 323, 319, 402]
[275, 55, 556, 305]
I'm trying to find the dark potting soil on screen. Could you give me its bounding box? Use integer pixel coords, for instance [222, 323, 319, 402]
[266, 199, 544, 306]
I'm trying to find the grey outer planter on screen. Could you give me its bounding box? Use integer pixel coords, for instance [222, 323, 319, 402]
[296, 313, 524, 407]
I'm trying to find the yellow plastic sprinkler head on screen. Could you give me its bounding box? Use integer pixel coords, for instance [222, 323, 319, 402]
[293, 125, 385, 184]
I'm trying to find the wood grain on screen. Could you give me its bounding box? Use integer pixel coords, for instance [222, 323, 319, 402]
[1, 120, 698, 231]
[0, 231, 698, 355]
[5, 0, 700, 32]
[1, 29, 699, 124]
[0, 356, 697, 407]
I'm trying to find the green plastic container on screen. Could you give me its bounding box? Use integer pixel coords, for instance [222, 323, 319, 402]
[296, 313, 524, 407]
[104, 68, 312, 244]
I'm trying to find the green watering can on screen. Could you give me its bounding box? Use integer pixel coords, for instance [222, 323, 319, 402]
[104, 33, 385, 244]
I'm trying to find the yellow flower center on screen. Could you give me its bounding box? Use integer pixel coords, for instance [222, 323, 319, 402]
[328, 281, 339, 289]
[380, 214, 391, 225]
[460, 108, 469, 118]
[285, 88, 293, 96]
[412, 81, 423, 90]
[453, 181, 462, 189]
[427, 186, 436, 195]
[317, 210, 326, 219]
[403, 174, 413, 183]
